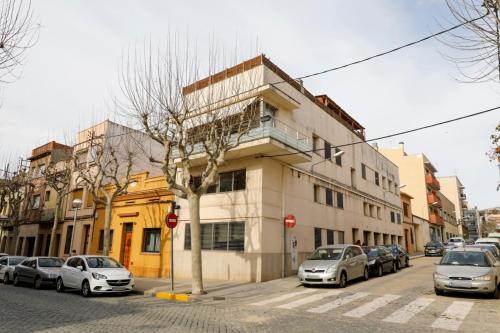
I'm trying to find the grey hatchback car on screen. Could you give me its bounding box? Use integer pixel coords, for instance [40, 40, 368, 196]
[298, 245, 369, 288]
[13, 257, 64, 289]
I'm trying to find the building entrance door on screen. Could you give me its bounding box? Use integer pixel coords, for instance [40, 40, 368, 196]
[121, 224, 133, 269]
[404, 229, 410, 251]
[26, 237, 35, 256]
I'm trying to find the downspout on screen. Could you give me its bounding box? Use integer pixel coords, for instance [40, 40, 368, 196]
[281, 164, 286, 278]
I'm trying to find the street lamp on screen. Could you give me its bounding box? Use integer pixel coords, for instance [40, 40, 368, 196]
[69, 198, 83, 256]
[399, 184, 407, 189]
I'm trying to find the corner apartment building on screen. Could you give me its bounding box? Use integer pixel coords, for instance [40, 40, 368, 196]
[437, 191, 459, 241]
[59, 120, 162, 258]
[438, 176, 468, 237]
[173, 55, 403, 282]
[378, 144, 444, 242]
[16, 141, 72, 257]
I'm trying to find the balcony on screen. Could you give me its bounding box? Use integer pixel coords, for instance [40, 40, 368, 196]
[427, 193, 442, 207]
[25, 208, 55, 223]
[429, 212, 444, 225]
[425, 174, 440, 190]
[176, 117, 312, 165]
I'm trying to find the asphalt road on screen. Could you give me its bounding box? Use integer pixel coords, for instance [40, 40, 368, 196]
[1, 257, 499, 333]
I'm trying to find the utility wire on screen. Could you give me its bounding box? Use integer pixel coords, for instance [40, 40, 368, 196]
[260, 105, 500, 158]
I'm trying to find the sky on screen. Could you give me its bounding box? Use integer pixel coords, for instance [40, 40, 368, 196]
[0, 0, 499, 209]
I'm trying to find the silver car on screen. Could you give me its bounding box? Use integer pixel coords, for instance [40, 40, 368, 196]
[298, 245, 369, 288]
[13, 257, 64, 289]
[434, 248, 500, 298]
[0, 256, 25, 284]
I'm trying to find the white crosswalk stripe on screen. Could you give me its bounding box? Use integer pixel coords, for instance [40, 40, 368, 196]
[382, 297, 434, 324]
[343, 294, 401, 318]
[431, 301, 474, 331]
[250, 289, 317, 306]
[276, 290, 344, 309]
[307, 292, 370, 314]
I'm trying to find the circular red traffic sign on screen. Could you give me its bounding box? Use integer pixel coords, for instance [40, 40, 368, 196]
[165, 213, 178, 228]
[284, 214, 296, 228]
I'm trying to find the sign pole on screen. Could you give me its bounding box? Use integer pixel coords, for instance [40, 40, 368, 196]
[170, 227, 174, 292]
[165, 202, 178, 293]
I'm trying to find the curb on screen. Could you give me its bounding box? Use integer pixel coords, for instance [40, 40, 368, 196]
[155, 292, 190, 302]
[410, 254, 425, 259]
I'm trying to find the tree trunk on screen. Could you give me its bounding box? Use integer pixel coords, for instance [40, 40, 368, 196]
[48, 198, 61, 257]
[188, 193, 204, 295]
[102, 197, 113, 256]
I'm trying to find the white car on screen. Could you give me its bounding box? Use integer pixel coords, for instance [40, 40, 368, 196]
[476, 238, 500, 251]
[0, 256, 25, 284]
[447, 237, 465, 247]
[56, 255, 134, 297]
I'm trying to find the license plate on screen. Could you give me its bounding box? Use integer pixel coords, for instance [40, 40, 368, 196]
[112, 287, 128, 291]
[449, 281, 471, 288]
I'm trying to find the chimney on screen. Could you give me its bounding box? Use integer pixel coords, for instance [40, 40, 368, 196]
[398, 142, 405, 152]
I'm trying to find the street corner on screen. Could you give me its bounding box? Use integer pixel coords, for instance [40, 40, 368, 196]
[155, 292, 190, 302]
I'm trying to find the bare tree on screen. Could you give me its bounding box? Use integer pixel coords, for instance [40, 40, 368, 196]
[489, 123, 500, 190]
[119, 42, 261, 294]
[442, 0, 500, 82]
[43, 159, 72, 256]
[0, 162, 33, 228]
[75, 136, 134, 256]
[0, 0, 38, 83]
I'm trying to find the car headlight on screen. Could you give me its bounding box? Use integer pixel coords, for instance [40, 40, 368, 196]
[92, 272, 107, 280]
[326, 265, 337, 274]
[434, 272, 448, 279]
[472, 274, 492, 281]
[128, 272, 133, 279]
[368, 259, 376, 265]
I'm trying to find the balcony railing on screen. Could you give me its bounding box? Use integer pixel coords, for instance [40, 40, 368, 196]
[429, 212, 444, 225]
[425, 174, 440, 190]
[427, 193, 442, 207]
[25, 208, 55, 223]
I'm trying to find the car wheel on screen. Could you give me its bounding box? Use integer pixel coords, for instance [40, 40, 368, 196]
[377, 265, 383, 277]
[3, 273, 9, 285]
[339, 272, 347, 288]
[405, 258, 410, 267]
[13, 274, 20, 287]
[302, 283, 310, 288]
[56, 277, 65, 293]
[81, 280, 92, 297]
[34, 276, 42, 289]
[363, 267, 369, 281]
[395, 260, 400, 270]
[435, 288, 444, 296]
[391, 261, 397, 273]
[491, 280, 500, 299]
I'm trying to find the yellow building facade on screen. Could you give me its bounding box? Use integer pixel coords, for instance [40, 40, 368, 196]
[90, 172, 173, 278]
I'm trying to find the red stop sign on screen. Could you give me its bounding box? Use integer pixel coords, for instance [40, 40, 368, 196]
[165, 213, 178, 228]
[284, 214, 296, 228]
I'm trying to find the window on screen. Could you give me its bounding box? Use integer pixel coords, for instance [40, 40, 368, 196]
[143, 228, 161, 253]
[64, 226, 73, 254]
[38, 164, 46, 177]
[327, 230, 334, 245]
[314, 228, 322, 249]
[374, 172, 379, 186]
[388, 180, 393, 192]
[98, 230, 114, 251]
[396, 213, 401, 224]
[337, 231, 345, 244]
[394, 183, 399, 194]
[312, 134, 321, 154]
[403, 203, 410, 217]
[45, 190, 51, 201]
[86, 192, 95, 208]
[313, 185, 321, 204]
[390, 211, 395, 223]
[194, 169, 246, 194]
[324, 141, 332, 160]
[335, 148, 342, 166]
[364, 202, 370, 216]
[31, 194, 40, 209]
[325, 189, 333, 206]
[369, 204, 375, 218]
[382, 176, 387, 189]
[336, 192, 344, 209]
[72, 188, 83, 201]
[184, 222, 245, 251]
[377, 206, 382, 219]
[361, 164, 366, 179]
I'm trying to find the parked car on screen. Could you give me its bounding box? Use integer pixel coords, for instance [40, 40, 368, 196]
[383, 244, 410, 269]
[424, 241, 444, 256]
[465, 239, 475, 245]
[466, 244, 500, 259]
[448, 237, 466, 247]
[13, 257, 64, 289]
[475, 238, 500, 251]
[56, 255, 134, 297]
[362, 246, 396, 277]
[443, 242, 458, 253]
[0, 256, 25, 284]
[434, 247, 500, 298]
[0, 253, 8, 257]
[298, 245, 369, 288]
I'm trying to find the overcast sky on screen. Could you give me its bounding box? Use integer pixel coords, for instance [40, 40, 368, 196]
[0, 0, 498, 209]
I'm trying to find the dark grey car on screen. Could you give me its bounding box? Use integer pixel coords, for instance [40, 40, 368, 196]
[13, 257, 64, 289]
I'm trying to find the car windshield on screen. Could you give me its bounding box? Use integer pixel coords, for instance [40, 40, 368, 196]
[308, 248, 343, 260]
[440, 251, 490, 267]
[38, 258, 64, 267]
[9, 257, 24, 265]
[363, 247, 379, 258]
[86, 257, 122, 268]
[426, 242, 441, 247]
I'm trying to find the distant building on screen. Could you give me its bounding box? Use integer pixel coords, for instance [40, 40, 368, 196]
[464, 207, 480, 240]
[438, 176, 468, 238]
[479, 207, 500, 236]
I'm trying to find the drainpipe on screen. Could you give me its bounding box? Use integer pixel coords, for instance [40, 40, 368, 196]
[281, 164, 286, 278]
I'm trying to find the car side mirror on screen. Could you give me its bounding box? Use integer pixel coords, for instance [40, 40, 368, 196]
[76, 265, 84, 271]
[31, 264, 36, 269]
[345, 255, 351, 260]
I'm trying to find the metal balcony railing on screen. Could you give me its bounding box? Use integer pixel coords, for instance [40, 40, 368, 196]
[425, 174, 440, 190]
[427, 193, 442, 207]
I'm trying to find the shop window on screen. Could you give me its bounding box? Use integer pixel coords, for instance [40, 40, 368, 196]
[184, 222, 244, 251]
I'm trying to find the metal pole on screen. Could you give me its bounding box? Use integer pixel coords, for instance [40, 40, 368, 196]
[69, 207, 78, 255]
[170, 228, 174, 292]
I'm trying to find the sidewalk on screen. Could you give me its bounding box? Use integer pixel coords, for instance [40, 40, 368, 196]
[410, 251, 424, 259]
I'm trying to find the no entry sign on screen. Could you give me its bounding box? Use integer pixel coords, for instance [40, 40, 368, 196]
[284, 214, 296, 228]
[165, 213, 178, 229]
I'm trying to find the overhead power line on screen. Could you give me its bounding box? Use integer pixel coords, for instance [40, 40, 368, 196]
[260, 105, 500, 158]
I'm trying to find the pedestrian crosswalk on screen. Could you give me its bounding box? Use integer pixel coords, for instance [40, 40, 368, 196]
[250, 289, 475, 331]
